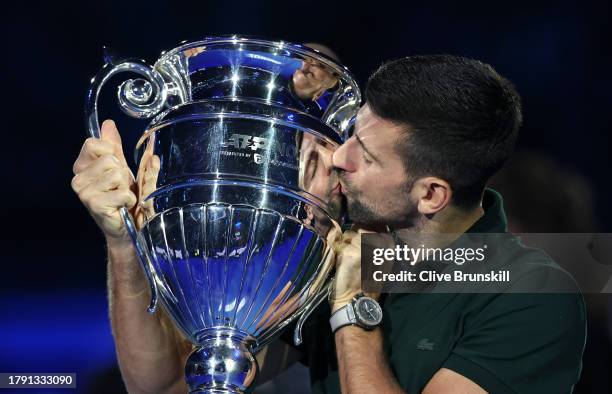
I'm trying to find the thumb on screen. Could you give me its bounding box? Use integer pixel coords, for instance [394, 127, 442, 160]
[100, 119, 128, 166]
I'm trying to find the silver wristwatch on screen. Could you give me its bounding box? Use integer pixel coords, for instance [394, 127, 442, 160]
[329, 293, 383, 333]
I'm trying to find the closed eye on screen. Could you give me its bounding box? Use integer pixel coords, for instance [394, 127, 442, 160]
[307, 150, 319, 179]
[355, 133, 377, 163]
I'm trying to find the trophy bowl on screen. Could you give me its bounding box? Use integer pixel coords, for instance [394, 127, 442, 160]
[85, 36, 361, 393]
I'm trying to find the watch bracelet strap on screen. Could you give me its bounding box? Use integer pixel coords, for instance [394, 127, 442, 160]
[329, 302, 356, 333]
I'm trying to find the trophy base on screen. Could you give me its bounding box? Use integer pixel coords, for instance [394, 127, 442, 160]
[186, 329, 258, 394]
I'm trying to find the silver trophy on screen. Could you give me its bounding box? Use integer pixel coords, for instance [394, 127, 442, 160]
[85, 36, 360, 393]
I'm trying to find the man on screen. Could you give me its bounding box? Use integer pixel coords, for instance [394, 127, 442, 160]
[295, 56, 586, 394]
[72, 54, 586, 393]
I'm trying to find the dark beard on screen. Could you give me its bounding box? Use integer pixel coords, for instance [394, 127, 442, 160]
[338, 172, 384, 226]
[343, 176, 418, 229]
[328, 194, 347, 222]
[346, 192, 383, 227]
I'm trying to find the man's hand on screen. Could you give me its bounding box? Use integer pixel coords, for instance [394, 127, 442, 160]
[329, 228, 378, 313]
[71, 120, 137, 246]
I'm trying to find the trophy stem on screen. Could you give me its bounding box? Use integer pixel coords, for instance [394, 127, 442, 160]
[185, 329, 258, 394]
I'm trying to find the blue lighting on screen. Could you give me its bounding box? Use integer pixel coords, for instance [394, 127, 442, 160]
[0, 291, 118, 391]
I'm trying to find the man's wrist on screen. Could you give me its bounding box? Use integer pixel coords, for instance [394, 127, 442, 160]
[106, 234, 135, 251]
[334, 323, 381, 337]
[330, 298, 353, 314]
[106, 236, 149, 293]
[330, 290, 380, 313]
[330, 292, 383, 334]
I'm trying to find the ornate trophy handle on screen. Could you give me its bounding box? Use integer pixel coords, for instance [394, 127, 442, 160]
[84, 49, 168, 138]
[293, 280, 333, 346]
[84, 50, 166, 313]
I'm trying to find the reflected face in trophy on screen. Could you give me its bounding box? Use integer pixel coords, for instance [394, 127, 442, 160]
[134, 134, 161, 228]
[292, 59, 339, 101]
[333, 104, 417, 229]
[299, 132, 345, 222]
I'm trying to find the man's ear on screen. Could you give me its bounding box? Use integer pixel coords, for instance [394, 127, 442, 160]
[412, 177, 452, 215]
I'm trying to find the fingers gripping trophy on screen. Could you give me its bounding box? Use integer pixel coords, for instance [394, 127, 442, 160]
[82, 36, 361, 394]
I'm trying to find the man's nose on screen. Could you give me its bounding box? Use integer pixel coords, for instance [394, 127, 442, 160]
[332, 142, 354, 172]
[301, 60, 313, 74]
[320, 148, 334, 176]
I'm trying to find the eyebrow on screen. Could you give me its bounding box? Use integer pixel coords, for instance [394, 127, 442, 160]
[355, 133, 378, 161]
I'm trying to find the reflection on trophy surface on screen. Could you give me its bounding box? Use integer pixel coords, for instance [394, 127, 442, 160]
[292, 58, 339, 101]
[85, 36, 360, 393]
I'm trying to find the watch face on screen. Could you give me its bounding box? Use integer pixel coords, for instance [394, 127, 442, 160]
[354, 297, 383, 327]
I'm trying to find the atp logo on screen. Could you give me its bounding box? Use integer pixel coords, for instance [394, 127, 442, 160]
[221, 133, 269, 151]
[220, 132, 298, 166]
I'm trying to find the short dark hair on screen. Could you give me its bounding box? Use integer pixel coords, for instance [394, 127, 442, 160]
[365, 55, 522, 209]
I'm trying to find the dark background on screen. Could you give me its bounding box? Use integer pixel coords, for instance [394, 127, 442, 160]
[1, 0, 610, 393]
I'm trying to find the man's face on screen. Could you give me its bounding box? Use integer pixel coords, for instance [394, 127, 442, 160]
[299, 133, 345, 222]
[332, 104, 417, 229]
[292, 59, 339, 101]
